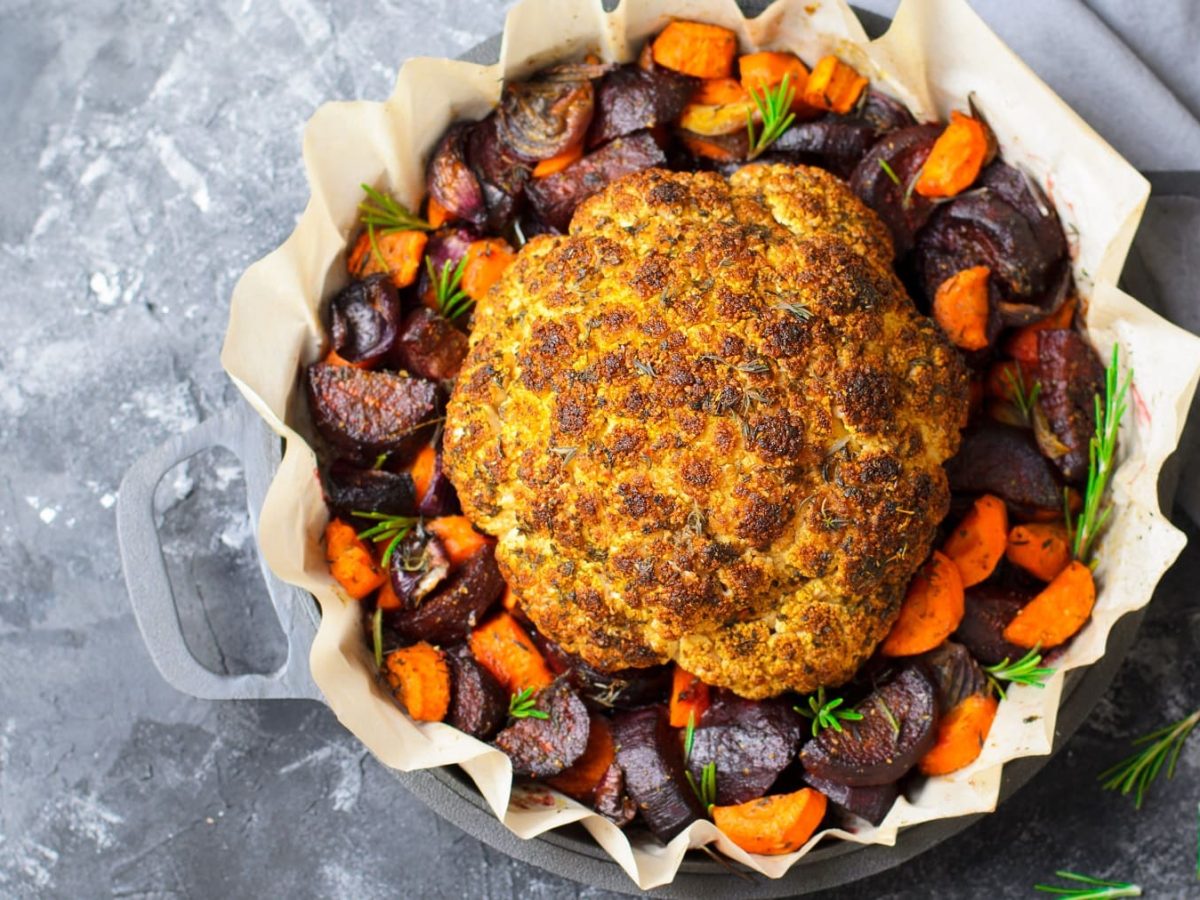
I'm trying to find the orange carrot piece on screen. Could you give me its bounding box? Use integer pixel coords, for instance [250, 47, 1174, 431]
[941, 494, 1008, 588]
[376, 578, 403, 612]
[691, 76, 751, 106]
[1006, 523, 1071, 582]
[322, 349, 360, 368]
[347, 229, 428, 289]
[918, 693, 998, 776]
[739, 51, 819, 117]
[712, 788, 828, 856]
[461, 238, 516, 302]
[880, 551, 966, 657]
[468, 612, 555, 694]
[427, 195, 451, 228]
[984, 359, 1037, 403]
[1003, 560, 1095, 649]
[802, 55, 868, 114]
[384, 642, 451, 722]
[407, 444, 437, 502]
[915, 111, 993, 198]
[679, 132, 739, 162]
[1004, 298, 1077, 366]
[668, 666, 712, 728]
[933, 266, 991, 351]
[324, 518, 386, 599]
[533, 140, 585, 178]
[548, 714, 616, 800]
[652, 21, 738, 80]
[427, 515, 490, 567]
[501, 585, 518, 611]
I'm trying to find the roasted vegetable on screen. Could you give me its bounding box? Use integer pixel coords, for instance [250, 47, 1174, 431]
[392, 543, 505, 644]
[941, 494, 1008, 588]
[547, 713, 616, 801]
[469, 611, 556, 694]
[427, 515, 490, 567]
[417, 226, 478, 309]
[686, 693, 805, 806]
[388, 532, 451, 609]
[880, 550, 965, 657]
[918, 693, 998, 775]
[803, 772, 898, 827]
[461, 238, 516, 302]
[677, 128, 749, 165]
[738, 52, 813, 112]
[306, 363, 440, 457]
[497, 66, 597, 162]
[915, 111, 995, 198]
[1003, 560, 1095, 649]
[347, 229, 427, 290]
[1005, 296, 1076, 364]
[858, 89, 916, 134]
[651, 21, 737, 80]
[410, 449, 459, 518]
[593, 762, 637, 826]
[466, 113, 532, 233]
[446, 645, 509, 740]
[396, 307, 468, 381]
[532, 141, 584, 178]
[494, 677, 590, 777]
[711, 788, 827, 855]
[427, 123, 487, 229]
[322, 460, 416, 519]
[1006, 522, 1072, 582]
[537, 637, 673, 710]
[802, 56, 868, 114]
[613, 706, 705, 842]
[800, 666, 939, 786]
[849, 124, 941, 254]
[768, 116, 878, 177]
[384, 641, 452, 722]
[932, 266, 993, 351]
[588, 62, 696, 148]
[324, 518, 386, 599]
[328, 274, 403, 367]
[668, 666, 711, 728]
[1036, 328, 1106, 484]
[954, 582, 1032, 666]
[945, 423, 1065, 514]
[918, 640, 988, 713]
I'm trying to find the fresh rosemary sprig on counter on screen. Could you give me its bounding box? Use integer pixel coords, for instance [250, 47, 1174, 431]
[746, 73, 797, 161]
[359, 183, 431, 270]
[508, 687, 549, 720]
[795, 686, 864, 738]
[983, 646, 1055, 699]
[1067, 344, 1131, 564]
[1034, 870, 1141, 898]
[1098, 707, 1200, 808]
[427, 256, 474, 322]
[352, 511, 417, 569]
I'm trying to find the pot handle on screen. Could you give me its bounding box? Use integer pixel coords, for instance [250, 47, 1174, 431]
[117, 402, 323, 702]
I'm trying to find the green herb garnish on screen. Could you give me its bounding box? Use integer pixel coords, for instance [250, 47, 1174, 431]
[1033, 871, 1141, 898]
[878, 157, 902, 186]
[508, 687, 549, 720]
[983, 646, 1055, 699]
[1098, 707, 1199, 808]
[372, 606, 384, 669]
[352, 511, 417, 569]
[795, 686, 864, 738]
[427, 256, 474, 322]
[358, 183, 431, 270]
[685, 761, 718, 811]
[746, 72, 797, 161]
[1004, 362, 1043, 426]
[683, 710, 697, 761]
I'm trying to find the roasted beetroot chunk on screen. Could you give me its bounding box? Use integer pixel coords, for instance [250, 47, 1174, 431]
[850, 124, 940, 255]
[388, 533, 451, 609]
[396, 307, 469, 380]
[859, 89, 916, 135]
[801, 666, 939, 787]
[1037, 328, 1106, 484]
[467, 113, 532, 233]
[685, 693, 805, 806]
[919, 641, 988, 713]
[497, 65, 599, 161]
[392, 543, 505, 644]
[417, 227, 478, 299]
[329, 274, 402, 367]
[955, 582, 1033, 666]
[323, 460, 416, 518]
[770, 117, 878, 178]
[593, 762, 637, 826]
[588, 63, 696, 147]
[446, 645, 508, 740]
[612, 706, 705, 842]
[945, 423, 1064, 514]
[804, 772, 898, 827]
[494, 678, 591, 777]
[427, 123, 487, 229]
[526, 130, 667, 231]
[306, 363, 440, 456]
[537, 637, 672, 711]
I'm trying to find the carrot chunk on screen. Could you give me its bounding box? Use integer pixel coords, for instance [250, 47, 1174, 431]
[739, 51, 819, 117]
[461, 238, 516, 302]
[1003, 560, 1095, 649]
[918, 693, 998, 776]
[1004, 298, 1077, 366]
[984, 359, 1037, 403]
[668, 666, 711, 728]
[652, 21, 738, 79]
[933, 266, 991, 351]
[880, 550, 965, 657]
[376, 578, 403, 612]
[941, 494, 1008, 588]
[802, 55, 867, 114]
[384, 641, 451, 722]
[712, 788, 828, 856]
[407, 444, 437, 502]
[468, 612, 555, 694]
[533, 140, 585, 178]
[347, 229, 428, 289]
[427, 515, 490, 567]
[1006, 523, 1071, 582]
[548, 714, 616, 801]
[426, 195, 451, 228]
[678, 132, 739, 162]
[324, 518, 386, 599]
[690, 76, 750, 106]
[915, 111, 993, 198]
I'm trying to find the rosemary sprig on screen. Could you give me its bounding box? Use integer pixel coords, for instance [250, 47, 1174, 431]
[358, 183, 431, 271]
[685, 761, 718, 811]
[878, 157, 902, 186]
[746, 73, 797, 161]
[983, 646, 1055, 699]
[372, 606, 384, 669]
[1067, 344, 1131, 563]
[426, 256, 474, 322]
[795, 686, 864, 738]
[683, 710, 697, 760]
[352, 511, 417, 569]
[1004, 362, 1043, 426]
[1033, 871, 1141, 898]
[1098, 707, 1200, 808]
[508, 687, 549, 720]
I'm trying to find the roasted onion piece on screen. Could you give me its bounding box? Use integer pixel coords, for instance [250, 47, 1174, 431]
[427, 123, 487, 229]
[328, 274, 402, 367]
[497, 66, 597, 161]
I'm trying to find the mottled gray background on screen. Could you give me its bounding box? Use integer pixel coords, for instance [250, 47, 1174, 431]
[1, 0, 1198, 897]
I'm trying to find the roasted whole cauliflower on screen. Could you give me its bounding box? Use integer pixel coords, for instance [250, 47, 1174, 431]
[443, 165, 968, 699]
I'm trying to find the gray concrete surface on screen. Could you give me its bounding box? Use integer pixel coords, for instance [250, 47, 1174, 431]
[1, 1, 1197, 897]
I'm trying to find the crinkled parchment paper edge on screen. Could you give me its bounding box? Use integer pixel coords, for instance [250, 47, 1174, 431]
[219, 0, 1200, 889]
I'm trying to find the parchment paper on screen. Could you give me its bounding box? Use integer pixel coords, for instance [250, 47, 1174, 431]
[219, 0, 1200, 888]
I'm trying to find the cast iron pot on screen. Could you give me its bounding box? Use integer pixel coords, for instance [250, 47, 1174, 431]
[116, 4, 1179, 895]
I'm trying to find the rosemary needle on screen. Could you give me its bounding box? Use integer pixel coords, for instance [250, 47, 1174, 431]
[746, 72, 797, 160]
[1034, 870, 1141, 898]
[983, 646, 1056, 699]
[1098, 707, 1200, 808]
[795, 686, 863, 737]
[508, 687, 548, 720]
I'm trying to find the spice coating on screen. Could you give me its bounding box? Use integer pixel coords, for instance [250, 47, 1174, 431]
[443, 165, 968, 698]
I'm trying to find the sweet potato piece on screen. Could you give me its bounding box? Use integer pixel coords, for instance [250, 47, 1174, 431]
[532, 140, 584, 178]
[652, 21, 737, 80]
[984, 359, 1038, 405]
[548, 714, 616, 801]
[678, 93, 758, 137]
[941, 495, 1008, 588]
[739, 51, 817, 117]
[678, 128, 748, 163]
[588, 63, 696, 148]
[918, 640, 987, 713]
[849, 124, 940, 254]
[803, 56, 867, 114]
[713, 788, 827, 856]
[1006, 522, 1071, 582]
[426, 195, 451, 228]
[932, 266, 992, 351]
[954, 582, 1033, 665]
[426, 123, 487, 229]
[593, 762, 637, 826]
[461, 238, 517, 302]
[393, 543, 505, 644]
[445, 645, 508, 740]
[945, 423, 1065, 515]
[686, 694, 805, 805]
[918, 693, 998, 776]
[407, 445, 437, 502]
[347, 229, 427, 290]
[1003, 560, 1095, 649]
[306, 363, 440, 457]
[1005, 297, 1076, 365]
[322, 461, 416, 519]
[324, 518, 386, 600]
[327, 275, 403, 367]
[803, 773, 897, 827]
[469, 611, 555, 695]
[668, 666, 711, 728]
[881, 551, 965, 657]
[800, 666, 938, 787]
[395, 307, 468, 381]
[494, 678, 590, 777]
[384, 642, 451, 722]
[915, 112, 994, 199]
[1037, 328, 1106, 484]
[427, 515, 490, 567]
[613, 706, 705, 842]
